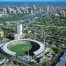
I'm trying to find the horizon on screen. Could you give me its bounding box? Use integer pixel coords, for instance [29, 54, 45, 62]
[0, 0, 66, 2]
[0, 1, 66, 3]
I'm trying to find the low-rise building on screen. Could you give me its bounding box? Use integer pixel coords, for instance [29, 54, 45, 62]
[0, 29, 4, 38]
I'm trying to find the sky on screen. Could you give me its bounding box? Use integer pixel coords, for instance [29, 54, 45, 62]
[0, 0, 66, 2]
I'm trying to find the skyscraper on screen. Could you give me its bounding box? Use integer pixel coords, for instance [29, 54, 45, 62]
[16, 24, 23, 35]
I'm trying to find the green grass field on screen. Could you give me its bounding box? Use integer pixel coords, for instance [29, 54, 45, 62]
[8, 43, 32, 56]
[0, 13, 29, 22]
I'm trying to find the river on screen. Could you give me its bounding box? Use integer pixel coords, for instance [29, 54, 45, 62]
[22, 12, 44, 20]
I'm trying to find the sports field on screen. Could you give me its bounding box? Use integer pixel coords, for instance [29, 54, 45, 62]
[8, 43, 32, 56]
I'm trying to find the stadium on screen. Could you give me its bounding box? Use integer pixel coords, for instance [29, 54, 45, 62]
[2, 39, 45, 63]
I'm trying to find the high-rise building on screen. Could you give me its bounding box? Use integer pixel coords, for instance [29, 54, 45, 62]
[14, 23, 23, 40]
[7, 7, 12, 14]
[46, 5, 50, 13]
[16, 24, 23, 35]
[28, 8, 33, 13]
[32, 4, 37, 12]
[62, 10, 65, 17]
[3, 8, 7, 14]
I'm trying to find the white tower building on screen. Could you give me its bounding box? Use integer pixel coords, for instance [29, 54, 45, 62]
[14, 24, 23, 40]
[16, 24, 23, 35]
